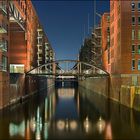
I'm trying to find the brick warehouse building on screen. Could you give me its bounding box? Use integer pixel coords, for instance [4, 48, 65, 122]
[100, 0, 140, 108]
[0, 0, 55, 109]
[79, 25, 102, 69]
[101, 13, 110, 72]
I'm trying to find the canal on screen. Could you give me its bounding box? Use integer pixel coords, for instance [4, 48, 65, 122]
[0, 81, 140, 139]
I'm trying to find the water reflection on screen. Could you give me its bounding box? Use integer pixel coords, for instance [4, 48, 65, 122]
[9, 121, 25, 137]
[0, 82, 140, 139]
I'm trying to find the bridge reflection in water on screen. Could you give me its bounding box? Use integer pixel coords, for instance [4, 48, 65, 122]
[0, 81, 140, 139]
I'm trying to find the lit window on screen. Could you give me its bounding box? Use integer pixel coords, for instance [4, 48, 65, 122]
[138, 30, 140, 40]
[132, 45, 135, 53]
[138, 45, 140, 54]
[10, 64, 24, 73]
[132, 16, 135, 25]
[131, 2, 135, 11]
[138, 60, 140, 70]
[132, 29, 135, 40]
[132, 59, 135, 70]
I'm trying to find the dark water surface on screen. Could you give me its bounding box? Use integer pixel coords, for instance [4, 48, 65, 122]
[0, 82, 140, 139]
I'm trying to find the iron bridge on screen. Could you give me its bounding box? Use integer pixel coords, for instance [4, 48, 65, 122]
[26, 60, 109, 79]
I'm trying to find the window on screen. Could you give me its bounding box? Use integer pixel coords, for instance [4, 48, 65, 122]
[132, 45, 135, 53]
[132, 29, 135, 40]
[108, 50, 110, 64]
[132, 76, 137, 85]
[138, 30, 140, 40]
[107, 27, 110, 33]
[138, 60, 140, 70]
[118, 18, 121, 29]
[107, 35, 110, 42]
[132, 59, 135, 70]
[138, 45, 140, 54]
[131, 2, 135, 11]
[10, 64, 24, 73]
[138, 2, 140, 11]
[2, 55, 7, 71]
[111, 14, 114, 22]
[138, 17, 140, 25]
[107, 16, 110, 23]
[132, 16, 135, 25]
[117, 32, 120, 42]
[0, 40, 7, 52]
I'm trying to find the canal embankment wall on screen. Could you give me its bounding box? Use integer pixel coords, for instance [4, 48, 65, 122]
[8, 74, 55, 108]
[79, 76, 140, 111]
[79, 77, 109, 98]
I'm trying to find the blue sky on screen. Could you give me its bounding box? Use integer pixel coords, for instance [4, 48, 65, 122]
[32, 0, 110, 60]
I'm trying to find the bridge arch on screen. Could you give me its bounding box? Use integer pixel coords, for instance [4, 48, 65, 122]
[26, 60, 109, 78]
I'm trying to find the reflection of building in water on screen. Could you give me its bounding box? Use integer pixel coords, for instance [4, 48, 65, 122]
[9, 121, 25, 137]
[28, 107, 43, 140]
[56, 88, 80, 116]
[8, 88, 113, 139]
[104, 122, 113, 140]
[45, 92, 56, 122]
[57, 88, 75, 99]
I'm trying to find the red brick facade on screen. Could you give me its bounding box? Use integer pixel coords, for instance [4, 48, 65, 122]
[0, 0, 55, 109]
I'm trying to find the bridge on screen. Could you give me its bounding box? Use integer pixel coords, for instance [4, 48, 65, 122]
[26, 60, 109, 79]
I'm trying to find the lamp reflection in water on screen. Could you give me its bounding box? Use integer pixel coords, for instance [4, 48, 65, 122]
[29, 107, 43, 140]
[35, 107, 42, 140]
[57, 120, 65, 131]
[83, 116, 92, 133]
[25, 120, 31, 140]
[30, 117, 36, 132]
[96, 116, 106, 134]
[65, 119, 69, 130]
[70, 120, 78, 131]
[57, 119, 78, 131]
[44, 122, 49, 140]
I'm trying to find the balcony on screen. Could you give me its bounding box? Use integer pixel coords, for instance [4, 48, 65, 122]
[37, 43, 42, 47]
[92, 32, 101, 38]
[37, 33, 43, 38]
[0, 22, 7, 33]
[38, 57, 42, 60]
[0, 1, 7, 14]
[45, 44, 49, 51]
[45, 56, 49, 61]
[37, 28, 43, 32]
[45, 51, 49, 55]
[37, 49, 42, 54]
[0, 40, 7, 52]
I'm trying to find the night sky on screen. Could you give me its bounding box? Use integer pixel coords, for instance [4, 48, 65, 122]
[32, 0, 110, 60]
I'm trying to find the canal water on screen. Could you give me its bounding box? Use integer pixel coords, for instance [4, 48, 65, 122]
[0, 81, 140, 139]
